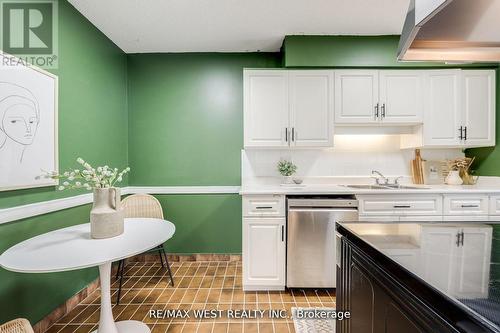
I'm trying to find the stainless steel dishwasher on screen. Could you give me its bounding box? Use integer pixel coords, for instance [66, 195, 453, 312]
[287, 196, 358, 288]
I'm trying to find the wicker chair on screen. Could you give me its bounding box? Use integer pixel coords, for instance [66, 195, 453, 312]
[115, 194, 174, 304]
[0, 319, 34, 333]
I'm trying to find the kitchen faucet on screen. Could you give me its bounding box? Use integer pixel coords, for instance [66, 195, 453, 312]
[372, 170, 403, 185]
[371, 170, 389, 185]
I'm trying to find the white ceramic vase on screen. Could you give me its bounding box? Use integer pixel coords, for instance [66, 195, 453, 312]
[445, 170, 463, 185]
[90, 187, 124, 239]
[283, 176, 293, 184]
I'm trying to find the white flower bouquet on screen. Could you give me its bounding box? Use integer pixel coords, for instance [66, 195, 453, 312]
[44, 157, 130, 191]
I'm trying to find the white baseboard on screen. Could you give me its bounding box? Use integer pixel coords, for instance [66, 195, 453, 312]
[0, 186, 240, 224]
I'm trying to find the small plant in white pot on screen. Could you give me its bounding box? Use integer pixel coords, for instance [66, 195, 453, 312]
[277, 159, 297, 184]
[44, 158, 130, 239]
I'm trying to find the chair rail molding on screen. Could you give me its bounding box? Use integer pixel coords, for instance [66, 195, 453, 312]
[0, 186, 241, 224]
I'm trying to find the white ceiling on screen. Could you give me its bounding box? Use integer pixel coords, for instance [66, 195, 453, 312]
[68, 0, 410, 53]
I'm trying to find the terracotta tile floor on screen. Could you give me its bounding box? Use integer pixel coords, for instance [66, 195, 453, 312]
[46, 261, 336, 333]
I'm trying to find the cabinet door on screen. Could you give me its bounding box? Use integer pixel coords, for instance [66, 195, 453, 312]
[423, 70, 462, 146]
[462, 70, 495, 147]
[454, 227, 492, 298]
[334, 70, 379, 124]
[289, 70, 334, 147]
[243, 217, 285, 290]
[420, 226, 459, 294]
[379, 70, 423, 124]
[244, 70, 289, 148]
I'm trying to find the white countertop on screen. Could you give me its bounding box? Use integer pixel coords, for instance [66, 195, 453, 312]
[240, 177, 500, 195]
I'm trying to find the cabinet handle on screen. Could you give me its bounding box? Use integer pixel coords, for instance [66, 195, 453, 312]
[292, 127, 295, 142]
[381, 103, 386, 118]
[458, 126, 463, 140]
[393, 205, 411, 208]
[285, 128, 288, 142]
[464, 126, 467, 141]
[374, 103, 379, 119]
[256, 206, 273, 210]
[460, 231, 465, 246]
[461, 204, 479, 208]
[456, 232, 461, 247]
[281, 225, 284, 242]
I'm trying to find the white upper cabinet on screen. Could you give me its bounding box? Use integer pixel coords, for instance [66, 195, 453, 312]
[403, 69, 495, 149]
[379, 71, 423, 123]
[244, 69, 495, 149]
[335, 70, 423, 125]
[462, 70, 496, 147]
[334, 70, 379, 124]
[244, 70, 289, 148]
[289, 71, 334, 147]
[244, 69, 334, 149]
[422, 70, 462, 146]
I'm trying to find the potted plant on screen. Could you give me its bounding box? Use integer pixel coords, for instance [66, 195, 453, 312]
[44, 158, 130, 239]
[277, 159, 297, 184]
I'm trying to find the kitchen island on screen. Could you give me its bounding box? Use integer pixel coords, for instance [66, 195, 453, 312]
[336, 222, 500, 333]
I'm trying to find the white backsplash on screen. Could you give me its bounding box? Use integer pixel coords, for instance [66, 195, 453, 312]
[242, 135, 464, 185]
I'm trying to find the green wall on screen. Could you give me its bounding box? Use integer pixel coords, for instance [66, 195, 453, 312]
[127, 53, 280, 186]
[127, 53, 280, 255]
[0, 0, 128, 325]
[282, 35, 493, 68]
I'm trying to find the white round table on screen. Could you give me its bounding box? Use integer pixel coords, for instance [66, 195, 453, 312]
[0, 218, 175, 333]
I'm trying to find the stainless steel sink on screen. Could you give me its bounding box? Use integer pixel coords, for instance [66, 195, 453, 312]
[383, 184, 429, 190]
[342, 184, 390, 190]
[343, 184, 429, 190]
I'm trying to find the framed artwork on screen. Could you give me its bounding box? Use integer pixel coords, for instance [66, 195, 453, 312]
[0, 52, 58, 191]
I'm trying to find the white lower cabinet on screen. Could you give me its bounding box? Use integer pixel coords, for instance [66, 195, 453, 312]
[420, 226, 459, 294]
[455, 227, 492, 298]
[420, 225, 492, 298]
[243, 217, 286, 290]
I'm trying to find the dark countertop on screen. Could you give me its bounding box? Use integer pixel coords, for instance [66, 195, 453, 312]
[337, 222, 500, 332]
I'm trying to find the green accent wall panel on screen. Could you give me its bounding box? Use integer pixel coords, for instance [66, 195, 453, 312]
[283, 35, 494, 68]
[127, 53, 281, 186]
[0, 0, 127, 325]
[155, 194, 242, 254]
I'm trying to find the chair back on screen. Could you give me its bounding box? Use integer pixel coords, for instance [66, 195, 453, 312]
[0, 319, 34, 333]
[122, 194, 164, 219]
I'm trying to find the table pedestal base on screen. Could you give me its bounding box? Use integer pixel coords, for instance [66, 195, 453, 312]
[92, 321, 150, 333]
[96, 262, 151, 333]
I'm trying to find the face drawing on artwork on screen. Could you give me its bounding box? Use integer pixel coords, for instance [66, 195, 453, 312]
[0, 83, 40, 162]
[1, 97, 39, 145]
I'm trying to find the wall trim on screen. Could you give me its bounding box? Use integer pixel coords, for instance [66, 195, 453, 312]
[0, 186, 240, 224]
[128, 186, 241, 194]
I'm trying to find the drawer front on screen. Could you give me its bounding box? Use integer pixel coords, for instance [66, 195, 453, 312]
[489, 196, 500, 215]
[358, 195, 442, 216]
[243, 195, 285, 217]
[443, 195, 489, 215]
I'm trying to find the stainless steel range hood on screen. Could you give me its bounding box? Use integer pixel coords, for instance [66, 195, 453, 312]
[398, 0, 500, 62]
